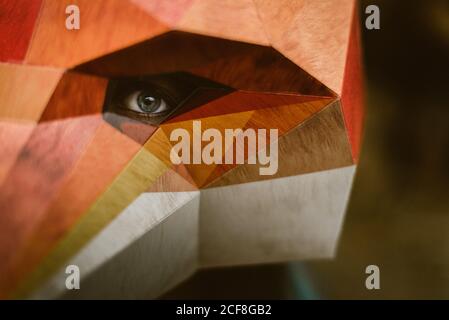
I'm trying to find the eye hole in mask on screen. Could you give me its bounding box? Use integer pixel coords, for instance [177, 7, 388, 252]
[103, 72, 233, 126]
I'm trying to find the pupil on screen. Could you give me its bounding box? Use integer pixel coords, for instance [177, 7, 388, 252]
[137, 92, 161, 112]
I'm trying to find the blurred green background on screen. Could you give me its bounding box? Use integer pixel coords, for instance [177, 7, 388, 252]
[164, 0, 449, 299]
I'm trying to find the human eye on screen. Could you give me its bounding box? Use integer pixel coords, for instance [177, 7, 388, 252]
[103, 72, 233, 126]
[105, 79, 178, 125]
[123, 90, 169, 115]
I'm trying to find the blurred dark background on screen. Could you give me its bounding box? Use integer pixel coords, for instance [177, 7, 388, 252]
[164, 0, 449, 299]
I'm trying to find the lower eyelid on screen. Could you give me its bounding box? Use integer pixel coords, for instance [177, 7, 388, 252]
[111, 108, 165, 122]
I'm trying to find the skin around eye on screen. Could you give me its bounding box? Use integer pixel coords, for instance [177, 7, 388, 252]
[123, 90, 169, 114]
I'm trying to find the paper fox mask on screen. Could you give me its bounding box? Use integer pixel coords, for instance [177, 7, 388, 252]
[0, 0, 363, 299]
